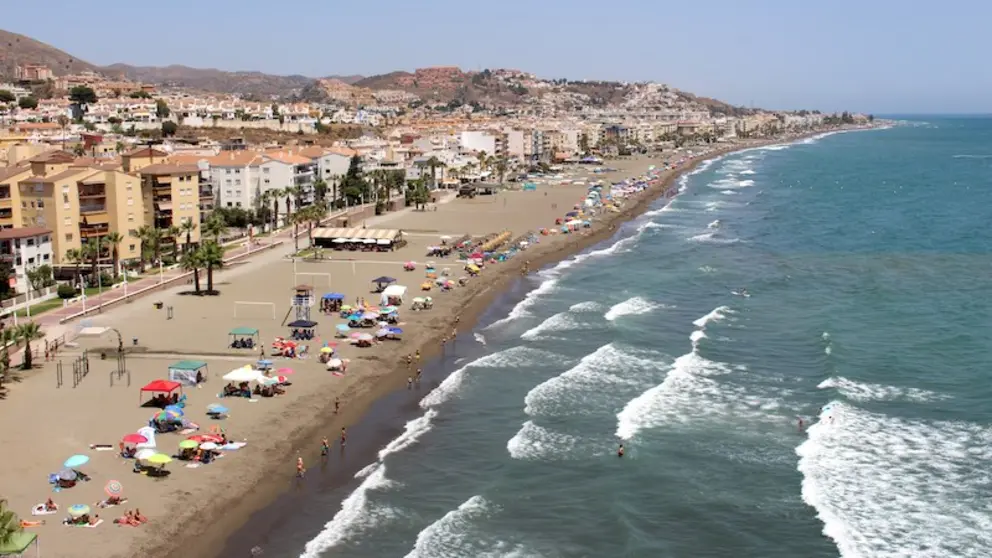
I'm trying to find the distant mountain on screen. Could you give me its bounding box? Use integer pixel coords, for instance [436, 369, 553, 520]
[0, 29, 99, 77]
[0, 28, 363, 98]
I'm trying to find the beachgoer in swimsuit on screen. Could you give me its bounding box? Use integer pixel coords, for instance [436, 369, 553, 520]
[296, 457, 305, 478]
[321, 438, 330, 456]
[618, 444, 625, 458]
[407, 376, 413, 389]
[416, 368, 422, 383]
[334, 398, 340, 414]
[340, 427, 347, 448]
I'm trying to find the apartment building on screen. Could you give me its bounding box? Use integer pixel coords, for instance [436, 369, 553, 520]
[122, 147, 169, 173]
[138, 164, 202, 248]
[16, 150, 144, 265]
[0, 162, 32, 229]
[0, 227, 53, 294]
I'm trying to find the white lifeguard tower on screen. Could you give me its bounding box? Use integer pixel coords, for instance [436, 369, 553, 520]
[292, 285, 315, 322]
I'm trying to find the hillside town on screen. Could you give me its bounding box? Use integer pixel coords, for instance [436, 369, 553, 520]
[0, 63, 871, 303]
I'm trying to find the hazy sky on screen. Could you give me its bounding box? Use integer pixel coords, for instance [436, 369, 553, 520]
[3, 0, 989, 114]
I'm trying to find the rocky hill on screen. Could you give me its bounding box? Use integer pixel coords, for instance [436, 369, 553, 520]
[0, 29, 99, 77]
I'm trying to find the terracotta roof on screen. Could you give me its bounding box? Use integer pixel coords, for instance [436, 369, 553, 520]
[264, 150, 312, 165]
[297, 146, 327, 159]
[327, 147, 358, 157]
[0, 227, 51, 240]
[28, 150, 76, 164]
[166, 154, 209, 165]
[139, 163, 200, 176]
[0, 162, 31, 184]
[206, 151, 265, 167]
[20, 168, 90, 184]
[123, 147, 169, 158]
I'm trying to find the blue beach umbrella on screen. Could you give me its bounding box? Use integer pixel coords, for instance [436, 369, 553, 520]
[257, 359, 273, 368]
[164, 405, 184, 415]
[63, 454, 89, 469]
[67, 504, 90, 518]
[336, 324, 351, 331]
[207, 404, 229, 414]
[388, 327, 403, 335]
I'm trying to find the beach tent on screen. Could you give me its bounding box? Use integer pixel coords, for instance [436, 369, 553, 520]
[287, 320, 318, 329]
[0, 531, 38, 557]
[168, 360, 208, 386]
[322, 293, 345, 301]
[371, 276, 396, 290]
[228, 327, 258, 342]
[380, 284, 408, 306]
[139, 379, 182, 404]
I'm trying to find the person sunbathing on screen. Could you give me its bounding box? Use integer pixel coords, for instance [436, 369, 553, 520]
[44, 498, 57, 511]
[133, 509, 148, 523]
[99, 495, 125, 507]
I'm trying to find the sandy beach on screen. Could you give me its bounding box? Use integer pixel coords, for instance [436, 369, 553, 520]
[0, 135, 831, 558]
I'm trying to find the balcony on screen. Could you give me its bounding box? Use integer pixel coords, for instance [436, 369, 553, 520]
[79, 223, 110, 237]
[79, 185, 107, 198]
[79, 203, 107, 215]
[0, 197, 11, 209]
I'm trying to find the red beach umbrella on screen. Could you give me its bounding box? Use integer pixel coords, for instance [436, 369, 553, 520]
[121, 433, 148, 444]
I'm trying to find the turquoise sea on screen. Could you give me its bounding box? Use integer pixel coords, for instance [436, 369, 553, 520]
[248, 118, 992, 558]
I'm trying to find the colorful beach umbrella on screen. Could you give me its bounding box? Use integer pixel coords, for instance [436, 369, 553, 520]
[67, 504, 90, 518]
[277, 367, 294, 374]
[152, 410, 181, 422]
[121, 433, 148, 444]
[207, 403, 229, 414]
[104, 480, 123, 497]
[178, 440, 199, 450]
[63, 454, 89, 469]
[320, 346, 334, 353]
[144, 453, 172, 465]
[164, 405, 184, 415]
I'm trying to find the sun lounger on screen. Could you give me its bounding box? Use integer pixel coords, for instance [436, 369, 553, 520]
[32, 504, 57, 516]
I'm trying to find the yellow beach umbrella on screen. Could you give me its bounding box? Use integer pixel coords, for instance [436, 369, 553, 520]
[144, 453, 173, 465]
[320, 347, 334, 354]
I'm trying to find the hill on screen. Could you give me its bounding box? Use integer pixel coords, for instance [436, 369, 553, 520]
[0, 29, 99, 77]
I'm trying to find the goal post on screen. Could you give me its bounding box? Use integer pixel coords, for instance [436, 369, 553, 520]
[294, 272, 332, 288]
[233, 301, 276, 319]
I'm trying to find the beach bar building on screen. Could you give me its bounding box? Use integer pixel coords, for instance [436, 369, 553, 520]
[311, 227, 403, 250]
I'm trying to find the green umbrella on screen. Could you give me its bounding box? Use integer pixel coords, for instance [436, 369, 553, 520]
[178, 440, 199, 450]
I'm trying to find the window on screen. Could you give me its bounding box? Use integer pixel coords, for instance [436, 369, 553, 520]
[127, 198, 134, 206]
[225, 179, 232, 185]
[65, 233, 73, 241]
[127, 184, 133, 191]
[235, 169, 241, 174]
[20, 201, 25, 208]
[42, 235, 48, 243]
[63, 217, 71, 226]
[27, 257, 34, 265]
[225, 190, 232, 196]
[62, 185, 69, 193]
[234, 190, 241, 197]
[29, 201, 34, 208]
[37, 200, 44, 208]
[33, 184, 42, 193]
[128, 213, 135, 222]
[13, 239, 19, 248]
[236, 202, 242, 207]
[226, 202, 233, 207]
[264, 179, 270, 184]
[129, 243, 136, 252]
[225, 169, 231, 174]
[235, 179, 241, 185]
[43, 253, 49, 261]
[263, 167, 270, 174]
[26, 238, 34, 246]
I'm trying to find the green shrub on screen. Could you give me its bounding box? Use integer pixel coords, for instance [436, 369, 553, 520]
[57, 283, 77, 299]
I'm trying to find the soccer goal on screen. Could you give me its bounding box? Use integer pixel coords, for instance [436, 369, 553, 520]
[233, 301, 276, 319]
[294, 272, 332, 288]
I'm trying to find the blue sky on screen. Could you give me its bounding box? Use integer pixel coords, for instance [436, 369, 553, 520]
[3, 0, 989, 114]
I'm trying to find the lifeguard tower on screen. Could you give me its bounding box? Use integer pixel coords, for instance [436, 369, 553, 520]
[292, 285, 315, 322]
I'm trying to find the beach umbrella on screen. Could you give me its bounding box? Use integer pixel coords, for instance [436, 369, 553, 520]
[336, 324, 350, 332]
[207, 404, 229, 414]
[67, 504, 90, 518]
[320, 346, 334, 354]
[178, 440, 199, 450]
[327, 358, 343, 369]
[376, 329, 389, 337]
[356, 333, 374, 341]
[104, 480, 123, 497]
[122, 433, 148, 445]
[381, 306, 398, 314]
[349, 332, 363, 339]
[145, 453, 172, 465]
[63, 454, 89, 469]
[388, 327, 403, 335]
[257, 359, 273, 368]
[199, 442, 219, 451]
[187, 434, 222, 444]
[57, 468, 77, 481]
[135, 448, 156, 460]
[223, 367, 261, 383]
[164, 405, 184, 415]
[277, 367, 294, 375]
[152, 410, 181, 422]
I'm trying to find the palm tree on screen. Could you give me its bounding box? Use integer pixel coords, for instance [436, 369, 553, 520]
[16, 322, 43, 370]
[104, 231, 123, 279]
[290, 211, 304, 253]
[199, 242, 225, 293]
[65, 248, 83, 290]
[284, 185, 302, 222]
[178, 218, 197, 253]
[202, 216, 227, 243]
[82, 236, 105, 286]
[135, 226, 164, 267]
[494, 156, 509, 184]
[0, 328, 16, 389]
[267, 188, 285, 229]
[423, 156, 445, 189]
[179, 248, 204, 294]
[313, 178, 328, 202]
[57, 115, 69, 151]
[167, 225, 181, 262]
[0, 497, 24, 546]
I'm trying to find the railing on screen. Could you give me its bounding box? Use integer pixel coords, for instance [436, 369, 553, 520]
[78, 187, 106, 198]
[79, 204, 107, 214]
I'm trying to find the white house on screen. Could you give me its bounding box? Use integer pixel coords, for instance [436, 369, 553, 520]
[0, 227, 54, 294]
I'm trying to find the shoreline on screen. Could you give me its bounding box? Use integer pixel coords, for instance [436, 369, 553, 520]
[173, 127, 876, 558]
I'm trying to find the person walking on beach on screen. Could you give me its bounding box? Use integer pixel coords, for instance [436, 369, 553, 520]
[405, 354, 413, 368]
[334, 397, 340, 414]
[296, 456, 306, 478]
[340, 427, 347, 449]
[416, 368, 423, 384]
[415, 350, 421, 365]
[407, 376, 413, 389]
[321, 438, 330, 456]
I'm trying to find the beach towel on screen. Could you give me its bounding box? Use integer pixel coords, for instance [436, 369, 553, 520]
[66, 519, 103, 528]
[32, 504, 57, 516]
[88, 444, 115, 451]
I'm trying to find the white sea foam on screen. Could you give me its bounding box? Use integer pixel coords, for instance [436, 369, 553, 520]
[707, 219, 721, 229]
[420, 347, 562, 409]
[720, 189, 739, 195]
[521, 312, 590, 340]
[568, 300, 602, 312]
[507, 421, 579, 460]
[740, 169, 756, 175]
[738, 179, 755, 187]
[488, 277, 559, 327]
[817, 377, 949, 403]
[299, 465, 398, 557]
[474, 332, 486, 346]
[796, 401, 992, 558]
[404, 497, 538, 558]
[524, 344, 650, 417]
[688, 232, 741, 244]
[604, 297, 660, 321]
[693, 306, 733, 328]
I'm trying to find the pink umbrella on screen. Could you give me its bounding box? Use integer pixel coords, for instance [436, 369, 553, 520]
[121, 433, 148, 444]
[350, 332, 363, 339]
[277, 367, 294, 375]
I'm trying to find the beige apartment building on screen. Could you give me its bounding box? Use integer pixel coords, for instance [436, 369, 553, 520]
[138, 164, 202, 248]
[16, 150, 144, 266]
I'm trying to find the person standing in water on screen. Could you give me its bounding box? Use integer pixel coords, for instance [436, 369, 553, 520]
[798, 417, 805, 432]
[340, 427, 347, 449]
[321, 438, 330, 456]
[617, 444, 625, 458]
[296, 456, 306, 477]
[416, 368, 423, 384]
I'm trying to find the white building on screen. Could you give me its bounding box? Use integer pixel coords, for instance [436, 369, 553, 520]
[0, 227, 54, 294]
[459, 131, 498, 156]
